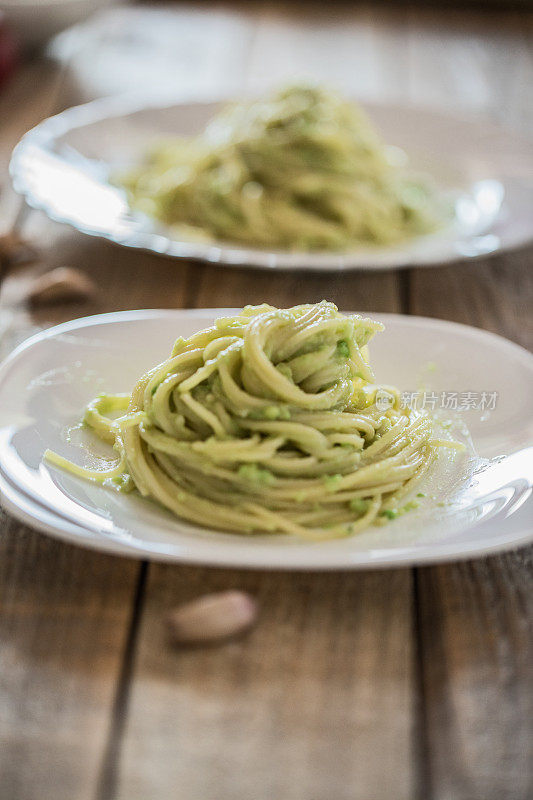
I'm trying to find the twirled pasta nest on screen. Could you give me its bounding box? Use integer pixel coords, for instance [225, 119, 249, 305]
[47, 302, 440, 539]
[120, 85, 443, 251]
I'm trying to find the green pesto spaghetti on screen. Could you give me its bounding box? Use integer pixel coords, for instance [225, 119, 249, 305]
[45, 302, 444, 540]
[120, 85, 443, 251]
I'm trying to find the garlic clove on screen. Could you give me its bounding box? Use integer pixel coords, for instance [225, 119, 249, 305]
[28, 267, 97, 306]
[167, 590, 257, 645]
[0, 232, 39, 266]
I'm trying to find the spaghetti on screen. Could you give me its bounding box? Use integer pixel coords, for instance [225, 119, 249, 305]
[46, 302, 441, 540]
[121, 85, 443, 251]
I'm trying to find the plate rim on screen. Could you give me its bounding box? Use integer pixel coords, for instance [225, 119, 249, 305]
[0, 307, 532, 570]
[10, 93, 533, 272]
[2, 468, 532, 569]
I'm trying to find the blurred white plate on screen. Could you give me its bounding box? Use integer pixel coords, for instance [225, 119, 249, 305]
[0, 309, 532, 569]
[10, 96, 533, 271]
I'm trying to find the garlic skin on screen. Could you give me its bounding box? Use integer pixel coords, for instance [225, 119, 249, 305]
[167, 591, 258, 645]
[28, 267, 97, 306]
[0, 232, 38, 267]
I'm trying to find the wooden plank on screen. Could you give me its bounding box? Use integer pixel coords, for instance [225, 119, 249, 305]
[116, 234, 415, 798]
[193, 262, 401, 313]
[0, 513, 141, 800]
[0, 55, 148, 800]
[245, 2, 410, 102]
[116, 565, 416, 800]
[409, 253, 533, 350]
[0, 59, 63, 170]
[57, 1, 258, 105]
[405, 6, 533, 126]
[407, 12, 533, 796]
[116, 300, 415, 800]
[112, 5, 414, 778]
[108, 4, 447, 798]
[416, 553, 533, 800]
[0, 220, 193, 357]
[0, 6, 263, 799]
[0, 229, 192, 800]
[0, 239, 150, 800]
[410, 255, 533, 800]
[0, 59, 65, 227]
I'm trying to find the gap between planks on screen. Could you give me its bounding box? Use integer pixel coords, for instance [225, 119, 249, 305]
[95, 562, 149, 800]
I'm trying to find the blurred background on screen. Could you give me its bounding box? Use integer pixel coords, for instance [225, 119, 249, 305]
[1, 1, 532, 233]
[1, 0, 532, 273]
[1, 1, 532, 121]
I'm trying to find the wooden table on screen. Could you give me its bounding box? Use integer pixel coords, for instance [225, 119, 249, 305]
[0, 4, 532, 799]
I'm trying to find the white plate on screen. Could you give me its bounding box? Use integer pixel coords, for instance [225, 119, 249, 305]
[0, 309, 532, 569]
[10, 95, 533, 271]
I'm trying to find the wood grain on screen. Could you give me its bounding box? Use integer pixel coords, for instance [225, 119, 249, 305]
[193, 261, 401, 312]
[417, 553, 533, 800]
[113, 263, 414, 800]
[405, 13, 533, 796]
[0, 59, 67, 231]
[404, 6, 533, 126]
[0, 59, 62, 174]
[0, 226, 194, 800]
[409, 252, 533, 349]
[0, 64, 147, 800]
[116, 565, 416, 800]
[0, 511, 141, 800]
[0, 221, 193, 327]
[410, 257, 533, 799]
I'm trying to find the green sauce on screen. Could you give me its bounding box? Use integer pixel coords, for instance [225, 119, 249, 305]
[237, 463, 276, 486]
